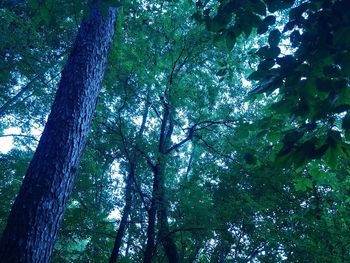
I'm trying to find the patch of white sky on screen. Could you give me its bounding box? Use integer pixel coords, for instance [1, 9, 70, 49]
[0, 125, 43, 154]
[140, 0, 167, 14]
[0, 127, 21, 153]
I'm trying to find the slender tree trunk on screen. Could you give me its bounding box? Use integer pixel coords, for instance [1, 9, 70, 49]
[158, 105, 180, 263]
[109, 170, 133, 263]
[143, 169, 160, 263]
[109, 97, 149, 263]
[0, 7, 117, 263]
[156, 158, 180, 263]
[144, 100, 179, 263]
[144, 161, 179, 263]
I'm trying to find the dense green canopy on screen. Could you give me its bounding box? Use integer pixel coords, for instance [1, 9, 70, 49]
[1, 0, 349, 262]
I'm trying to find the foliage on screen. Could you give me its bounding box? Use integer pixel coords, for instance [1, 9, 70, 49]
[0, 0, 349, 262]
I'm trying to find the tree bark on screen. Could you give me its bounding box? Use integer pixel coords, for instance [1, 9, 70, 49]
[144, 100, 180, 263]
[158, 105, 180, 263]
[156, 158, 180, 263]
[109, 170, 133, 263]
[143, 170, 159, 263]
[0, 6, 117, 263]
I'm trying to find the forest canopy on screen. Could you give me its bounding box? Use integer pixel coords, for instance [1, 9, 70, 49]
[0, 0, 350, 262]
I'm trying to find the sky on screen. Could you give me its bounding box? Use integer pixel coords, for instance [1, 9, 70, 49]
[0, 126, 43, 154]
[0, 127, 20, 153]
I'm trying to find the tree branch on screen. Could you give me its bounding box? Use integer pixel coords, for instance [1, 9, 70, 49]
[0, 134, 39, 141]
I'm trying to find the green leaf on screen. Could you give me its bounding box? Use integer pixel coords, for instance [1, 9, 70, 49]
[266, 0, 294, 13]
[250, 14, 262, 28]
[216, 68, 228, 76]
[309, 165, 328, 183]
[323, 65, 342, 78]
[289, 3, 310, 20]
[207, 20, 224, 32]
[40, 6, 49, 24]
[252, 0, 266, 16]
[225, 32, 236, 50]
[248, 69, 267, 81]
[244, 152, 257, 165]
[295, 178, 313, 191]
[325, 146, 339, 169]
[262, 15, 276, 26]
[258, 59, 275, 70]
[283, 21, 296, 32]
[282, 130, 304, 146]
[346, 130, 350, 141]
[237, 13, 253, 37]
[267, 131, 280, 143]
[256, 46, 280, 59]
[29, 0, 39, 9]
[268, 29, 281, 47]
[257, 23, 269, 34]
[342, 112, 350, 130]
[275, 150, 293, 167]
[269, 98, 296, 114]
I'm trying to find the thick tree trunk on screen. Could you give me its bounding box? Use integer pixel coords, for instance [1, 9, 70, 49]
[0, 7, 117, 263]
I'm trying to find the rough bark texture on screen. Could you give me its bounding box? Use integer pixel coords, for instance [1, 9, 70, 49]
[0, 7, 117, 263]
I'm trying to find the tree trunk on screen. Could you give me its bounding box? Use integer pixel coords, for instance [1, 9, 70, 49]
[143, 170, 159, 263]
[109, 96, 149, 263]
[156, 159, 180, 263]
[143, 160, 180, 263]
[0, 7, 117, 263]
[109, 169, 133, 263]
[144, 100, 179, 263]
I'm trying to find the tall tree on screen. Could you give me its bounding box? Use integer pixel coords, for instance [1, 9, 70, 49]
[0, 4, 117, 262]
[109, 94, 150, 263]
[1, 0, 349, 262]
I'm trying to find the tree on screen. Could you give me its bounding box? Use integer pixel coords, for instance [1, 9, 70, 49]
[0, 4, 117, 262]
[1, 0, 350, 262]
[109, 91, 149, 263]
